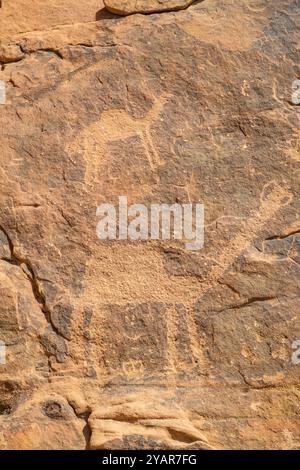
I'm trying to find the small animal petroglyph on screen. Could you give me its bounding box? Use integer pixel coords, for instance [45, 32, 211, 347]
[68, 92, 170, 185]
[97, 92, 169, 170]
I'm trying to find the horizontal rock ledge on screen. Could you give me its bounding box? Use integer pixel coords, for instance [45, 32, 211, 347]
[103, 0, 197, 16]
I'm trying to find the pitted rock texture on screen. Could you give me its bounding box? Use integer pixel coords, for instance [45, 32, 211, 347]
[0, 0, 299, 450]
[103, 0, 196, 16]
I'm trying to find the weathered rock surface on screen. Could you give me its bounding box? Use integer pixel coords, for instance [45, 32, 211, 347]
[104, 0, 196, 16]
[0, 0, 299, 450]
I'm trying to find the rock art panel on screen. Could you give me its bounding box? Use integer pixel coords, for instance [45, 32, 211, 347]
[0, 0, 299, 450]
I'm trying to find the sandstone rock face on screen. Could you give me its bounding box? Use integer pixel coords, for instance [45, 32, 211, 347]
[0, 0, 299, 450]
[104, 0, 196, 16]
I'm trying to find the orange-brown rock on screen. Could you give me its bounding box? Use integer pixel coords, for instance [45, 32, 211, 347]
[103, 0, 196, 16]
[0, 0, 299, 450]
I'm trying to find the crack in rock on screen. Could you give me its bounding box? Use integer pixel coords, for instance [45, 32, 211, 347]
[0, 225, 68, 362]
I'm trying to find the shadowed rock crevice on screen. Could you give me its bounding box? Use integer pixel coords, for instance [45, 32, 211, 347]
[0, 225, 68, 356]
[67, 399, 92, 449]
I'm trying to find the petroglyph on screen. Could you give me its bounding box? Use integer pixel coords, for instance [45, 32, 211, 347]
[69, 93, 169, 185]
[77, 180, 294, 382]
[202, 182, 292, 290]
[159, 182, 293, 371]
